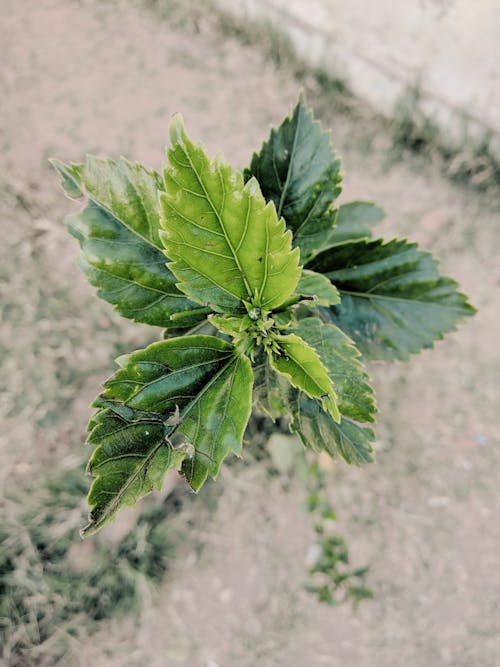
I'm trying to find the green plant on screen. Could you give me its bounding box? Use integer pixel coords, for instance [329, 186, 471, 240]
[51, 97, 474, 537]
[304, 461, 372, 606]
[1, 465, 180, 664]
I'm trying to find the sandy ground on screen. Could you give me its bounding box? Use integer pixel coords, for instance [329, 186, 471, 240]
[1, 1, 499, 666]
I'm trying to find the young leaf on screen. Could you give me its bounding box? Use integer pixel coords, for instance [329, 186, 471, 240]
[245, 97, 342, 262]
[294, 269, 340, 306]
[54, 156, 204, 328]
[269, 333, 340, 422]
[308, 238, 476, 360]
[289, 391, 375, 465]
[83, 336, 253, 534]
[160, 115, 301, 313]
[292, 317, 376, 423]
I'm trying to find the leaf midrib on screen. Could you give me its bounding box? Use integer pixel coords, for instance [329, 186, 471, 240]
[90, 261, 184, 298]
[276, 105, 302, 219]
[180, 143, 252, 298]
[338, 289, 466, 310]
[88, 194, 162, 251]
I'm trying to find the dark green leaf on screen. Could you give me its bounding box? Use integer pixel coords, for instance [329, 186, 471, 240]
[160, 115, 301, 313]
[327, 201, 384, 246]
[83, 336, 252, 534]
[84, 408, 185, 537]
[245, 97, 342, 262]
[308, 238, 476, 360]
[178, 350, 253, 491]
[292, 317, 376, 423]
[252, 349, 289, 419]
[305, 201, 385, 258]
[289, 391, 375, 465]
[55, 156, 203, 328]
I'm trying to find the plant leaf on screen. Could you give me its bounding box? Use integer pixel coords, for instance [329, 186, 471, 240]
[292, 317, 376, 423]
[179, 351, 253, 491]
[84, 409, 186, 537]
[269, 333, 340, 422]
[252, 349, 289, 419]
[295, 269, 340, 306]
[83, 336, 252, 534]
[245, 97, 342, 262]
[53, 156, 204, 328]
[327, 201, 384, 246]
[50, 158, 84, 198]
[289, 391, 375, 465]
[306, 202, 385, 259]
[160, 115, 301, 313]
[308, 238, 476, 360]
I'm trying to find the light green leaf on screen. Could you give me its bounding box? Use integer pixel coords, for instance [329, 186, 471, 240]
[292, 317, 376, 423]
[83, 336, 253, 534]
[269, 333, 340, 422]
[53, 156, 204, 328]
[245, 96, 342, 262]
[295, 269, 340, 306]
[208, 314, 244, 337]
[289, 391, 375, 465]
[160, 115, 301, 313]
[308, 238, 476, 360]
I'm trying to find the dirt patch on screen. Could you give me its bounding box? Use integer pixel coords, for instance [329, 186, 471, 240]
[1, 0, 498, 665]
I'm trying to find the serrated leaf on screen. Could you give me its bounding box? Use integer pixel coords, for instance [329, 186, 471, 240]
[308, 238, 475, 360]
[269, 333, 340, 422]
[83, 336, 252, 534]
[245, 97, 342, 262]
[289, 391, 375, 465]
[84, 410, 185, 536]
[49, 158, 83, 198]
[305, 201, 385, 259]
[160, 115, 301, 313]
[54, 156, 204, 328]
[179, 351, 253, 490]
[292, 317, 376, 423]
[295, 269, 340, 306]
[327, 201, 384, 246]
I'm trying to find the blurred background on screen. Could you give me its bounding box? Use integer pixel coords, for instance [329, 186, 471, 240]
[1, 1, 498, 665]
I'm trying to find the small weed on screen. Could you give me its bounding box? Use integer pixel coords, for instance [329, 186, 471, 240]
[304, 462, 373, 607]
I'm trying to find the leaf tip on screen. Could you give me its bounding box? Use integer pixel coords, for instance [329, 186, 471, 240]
[169, 113, 186, 147]
[49, 157, 83, 198]
[322, 393, 341, 424]
[79, 521, 97, 539]
[244, 175, 264, 200]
